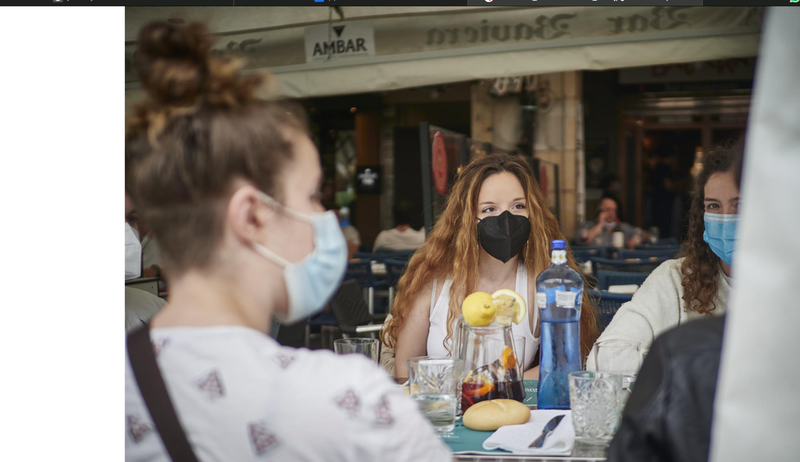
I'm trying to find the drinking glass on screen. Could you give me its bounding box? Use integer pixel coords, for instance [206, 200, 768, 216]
[620, 375, 636, 410]
[408, 357, 461, 433]
[514, 335, 527, 371]
[568, 371, 622, 445]
[333, 338, 379, 363]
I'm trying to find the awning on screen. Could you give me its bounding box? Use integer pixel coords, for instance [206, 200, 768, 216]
[125, 6, 762, 100]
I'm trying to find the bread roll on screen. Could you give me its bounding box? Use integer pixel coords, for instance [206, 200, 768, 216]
[463, 399, 531, 431]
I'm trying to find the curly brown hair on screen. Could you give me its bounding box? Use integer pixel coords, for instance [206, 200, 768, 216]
[680, 140, 741, 315]
[382, 154, 599, 362]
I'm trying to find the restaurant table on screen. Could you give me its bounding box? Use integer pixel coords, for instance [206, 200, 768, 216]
[452, 442, 606, 461]
[394, 377, 608, 461]
[348, 258, 387, 276]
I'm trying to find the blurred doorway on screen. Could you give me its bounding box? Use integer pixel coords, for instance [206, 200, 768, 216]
[619, 101, 747, 240]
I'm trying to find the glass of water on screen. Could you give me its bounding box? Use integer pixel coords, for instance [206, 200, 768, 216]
[407, 357, 461, 433]
[333, 338, 379, 363]
[568, 371, 622, 445]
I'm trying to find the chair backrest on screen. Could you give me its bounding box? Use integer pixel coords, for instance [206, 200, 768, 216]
[595, 270, 649, 291]
[589, 290, 633, 333]
[354, 251, 414, 264]
[592, 257, 669, 274]
[384, 257, 409, 288]
[374, 248, 416, 259]
[346, 260, 374, 287]
[329, 279, 373, 328]
[634, 244, 684, 251]
[618, 248, 680, 260]
[572, 246, 610, 263]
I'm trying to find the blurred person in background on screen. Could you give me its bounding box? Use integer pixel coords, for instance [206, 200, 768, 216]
[372, 201, 425, 252]
[137, 214, 163, 278]
[576, 194, 648, 249]
[125, 195, 165, 331]
[124, 21, 449, 461]
[587, 140, 741, 376]
[126, 195, 142, 281]
[651, 147, 678, 239]
[338, 206, 361, 259]
[126, 193, 163, 280]
[382, 153, 599, 379]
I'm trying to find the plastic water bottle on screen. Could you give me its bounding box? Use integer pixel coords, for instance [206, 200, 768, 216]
[536, 239, 583, 409]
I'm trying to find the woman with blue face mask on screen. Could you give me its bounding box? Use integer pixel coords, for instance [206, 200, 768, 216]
[124, 21, 450, 462]
[587, 142, 741, 376]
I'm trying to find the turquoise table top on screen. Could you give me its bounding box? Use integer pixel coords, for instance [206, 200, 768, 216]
[439, 379, 538, 455]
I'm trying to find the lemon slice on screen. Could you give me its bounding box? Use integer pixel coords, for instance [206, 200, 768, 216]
[461, 292, 496, 326]
[500, 346, 517, 370]
[491, 289, 527, 326]
[462, 371, 495, 397]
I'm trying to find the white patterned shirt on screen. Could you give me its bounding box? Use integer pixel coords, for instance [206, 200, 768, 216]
[125, 326, 451, 462]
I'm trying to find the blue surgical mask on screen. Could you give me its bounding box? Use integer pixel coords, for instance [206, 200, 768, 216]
[252, 191, 348, 324]
[703, 212, 738, 266]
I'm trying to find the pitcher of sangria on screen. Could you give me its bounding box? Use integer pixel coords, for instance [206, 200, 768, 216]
[453, 317, 526, 414]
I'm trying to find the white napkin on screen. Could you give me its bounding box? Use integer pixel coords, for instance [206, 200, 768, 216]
[608, 284, 639, 294]
[483, 410, 574, 456]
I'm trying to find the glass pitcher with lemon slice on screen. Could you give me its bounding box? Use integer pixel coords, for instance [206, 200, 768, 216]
[453, 290, 527, 414]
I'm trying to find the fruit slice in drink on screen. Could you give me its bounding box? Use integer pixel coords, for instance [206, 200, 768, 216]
[460, 371, 495, 411]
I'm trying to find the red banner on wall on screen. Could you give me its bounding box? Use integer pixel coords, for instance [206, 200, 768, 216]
[432, 131, 448, 195]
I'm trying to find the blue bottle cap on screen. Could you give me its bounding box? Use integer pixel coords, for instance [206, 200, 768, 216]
[551, 239, 567, 250]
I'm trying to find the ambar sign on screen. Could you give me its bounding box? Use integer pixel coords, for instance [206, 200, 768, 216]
[304, 22, 375, 63]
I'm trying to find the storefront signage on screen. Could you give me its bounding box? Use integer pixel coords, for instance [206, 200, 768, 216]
[485, 75, 538, 97]
[425, 14, 576, 46]
[125, 7, 762, 99]
[304, 22, 375, 63]
[619, 58, 756, 84]
[356, 165, 382, 195]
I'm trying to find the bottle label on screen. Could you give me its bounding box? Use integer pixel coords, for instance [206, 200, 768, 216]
[555, 290, 577, 309]
[536, 293, 547, 310]
[551, 249, 567, 265]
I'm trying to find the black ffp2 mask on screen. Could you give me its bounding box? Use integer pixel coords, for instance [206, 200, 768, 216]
[476, 211, 531, 263]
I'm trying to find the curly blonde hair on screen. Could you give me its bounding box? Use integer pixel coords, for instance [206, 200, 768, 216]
[382, 154, 599, 360]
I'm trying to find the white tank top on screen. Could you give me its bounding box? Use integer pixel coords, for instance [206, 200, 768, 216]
[426, 261, 539, 370]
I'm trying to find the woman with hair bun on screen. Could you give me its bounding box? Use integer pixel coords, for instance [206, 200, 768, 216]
[124, 21, 450, 461]
[587, 141, 742, 375]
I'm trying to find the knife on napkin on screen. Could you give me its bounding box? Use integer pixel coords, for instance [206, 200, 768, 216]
[529, 414, 565, 448]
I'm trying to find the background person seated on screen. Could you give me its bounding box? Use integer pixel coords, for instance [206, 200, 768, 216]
[137, 213, 162, 278]
[125, 286, 165, 332]
[373, 201, 425, 252]
[337, 206, 361, 260]
[576, 194, 647, 249]
[124, 203, 164, 331]
[126, 193, 163, 280]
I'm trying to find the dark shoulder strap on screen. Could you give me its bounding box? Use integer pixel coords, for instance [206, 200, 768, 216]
[127, 324, 200, 462]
